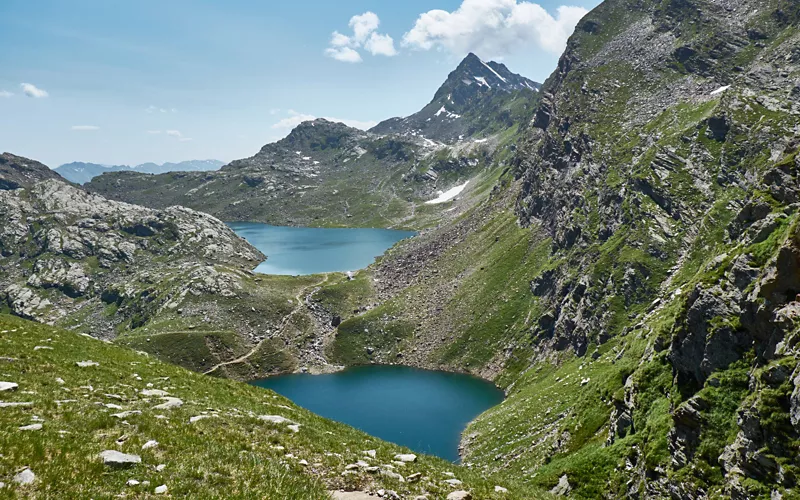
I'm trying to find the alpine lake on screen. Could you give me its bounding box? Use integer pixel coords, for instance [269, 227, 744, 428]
[230, 222, 504, 461]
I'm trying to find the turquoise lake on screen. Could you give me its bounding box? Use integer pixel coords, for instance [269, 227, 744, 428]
[227, 222, 416, 275]
[252, 365, 504, 462]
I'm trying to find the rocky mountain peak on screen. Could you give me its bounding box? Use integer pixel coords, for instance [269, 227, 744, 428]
[0, 152, 66, 190]
[433, 53, 540, 104]
[370, 53, 541, 143]
[281, 118, 367, 151]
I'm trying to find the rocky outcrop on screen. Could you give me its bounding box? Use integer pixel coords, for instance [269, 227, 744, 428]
[0, 152, 66, 190]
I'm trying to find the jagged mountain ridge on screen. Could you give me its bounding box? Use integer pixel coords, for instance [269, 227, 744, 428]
[371, 53, 541, 143]
[85, 54, 541, 228]
[55, 159, 224, 184]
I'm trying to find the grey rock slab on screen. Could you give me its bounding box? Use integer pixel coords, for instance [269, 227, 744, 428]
[0, 382, 18, 392]
[76, 361, 99, 367]
[100, 450, 141, 467]
[393, 453, 416, 462]
[19, 423, 42, 431]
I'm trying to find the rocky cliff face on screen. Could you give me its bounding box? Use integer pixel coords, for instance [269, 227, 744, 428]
[371, 53, 541, 143]
[0, 178, 262, 325]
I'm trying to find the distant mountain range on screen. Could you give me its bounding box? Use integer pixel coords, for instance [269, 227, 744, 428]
[55, 159, 225, 184]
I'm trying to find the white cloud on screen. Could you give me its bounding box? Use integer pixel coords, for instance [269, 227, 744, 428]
[0, 90, 12, 98]
[165, 130, 182, 137]
[350, 12, 380, 44]
[272, 110, 378, 132]
[325, 11, 397, 63]
[21, 83, 48, 98]
[71, 125, 99, 131]
[403, 0, 588, 57]
[325, 46, 363, 63]
[365, 33, 398, 57]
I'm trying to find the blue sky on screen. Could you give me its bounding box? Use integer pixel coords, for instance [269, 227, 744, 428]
[0, 0, 600, 167]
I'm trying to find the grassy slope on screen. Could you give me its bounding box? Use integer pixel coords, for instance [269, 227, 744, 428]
[0, 314, 547, 499]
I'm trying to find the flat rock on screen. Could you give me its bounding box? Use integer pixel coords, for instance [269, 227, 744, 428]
[76, 361, 99, 367]
[153, 397, 183, 410]
[141, 389, 169, 397]
[447, 492, 472, 500]
[19, 423, 42, 431]
[330, 492, 376, 500]
[111, 411, 141, 419]
[494, 485, 508, 493]
[13, 468, 35, 485]
[127, 479, 140, 486]
[0, 382, 19, 392]
[444, 478, 463, 486]
[154, 484, 168, 494]
[393, 453, 416, 462]
[258, 415, 295, 425]
[99, 450, 142, 467]
[0, 402, 33, 408]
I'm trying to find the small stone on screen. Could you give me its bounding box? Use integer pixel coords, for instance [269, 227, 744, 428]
[154, 484, 168, 494]
[444, 478, 463, 486]
[394, 453, 417, 462]
[287, 424, 300, 433]
[99, 450, 142, 467]
[0, 382, 19, 392]
[580, 378, 590, 386]
[127, 479, 140, 486]
[298, 459, 308, 466]
[142, 440, 159, 450]
[258, 415, 294, 425]
[447, 492, 472, 500]
[363, 449, 376, 458]
[407, 472, 422, 482]
[19, 423, 42, 431]
[189, 415, 209, 423]
[494, 485, 508, 493]
[13, 468, 35, 485]
[76, 361, 99, 367]
[111, 411, 141, 419]
[33, 346, 53, 351]
[550, 475, 571, 496]
[380, 470, 405, 482]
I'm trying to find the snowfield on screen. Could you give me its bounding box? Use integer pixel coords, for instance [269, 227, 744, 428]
[425, 181, 469, 204]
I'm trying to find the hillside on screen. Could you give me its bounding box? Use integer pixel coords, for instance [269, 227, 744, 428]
[55, 160, 224, 185]
[0, 174, 330, 377]
[0, 314, 537, 498]
[0, 153, 66, 190]
[85, 55, 541, 229]
[291, 0, 800, 497]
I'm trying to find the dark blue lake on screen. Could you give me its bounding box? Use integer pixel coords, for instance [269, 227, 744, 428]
[227, 222, 415, 275]
[252, 365, 504, 462]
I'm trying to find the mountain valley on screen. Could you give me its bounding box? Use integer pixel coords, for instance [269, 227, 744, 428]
[1, 0, 800, 498]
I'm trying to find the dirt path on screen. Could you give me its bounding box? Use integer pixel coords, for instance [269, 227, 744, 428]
[203, 274, 331, 376]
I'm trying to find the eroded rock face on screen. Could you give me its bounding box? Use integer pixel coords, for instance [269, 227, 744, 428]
[0, 177, 263, 335]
